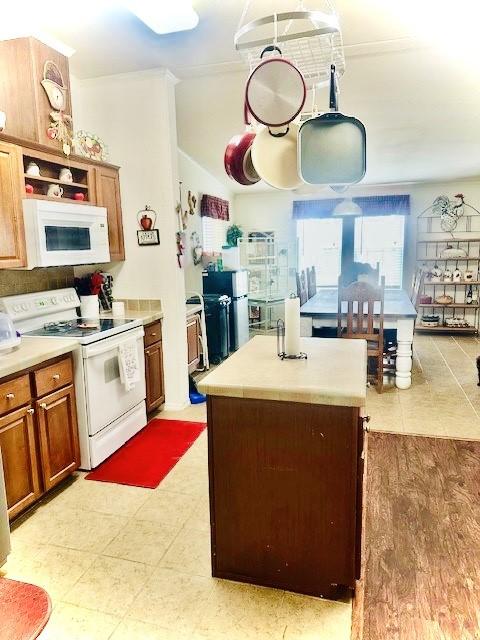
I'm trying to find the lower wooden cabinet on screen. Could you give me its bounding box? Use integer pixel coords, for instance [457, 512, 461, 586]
[0, 355, 80, 519]
[36, 385, 80, 492]
[0, 405, 41, 519]
[144, 321, 165, 414]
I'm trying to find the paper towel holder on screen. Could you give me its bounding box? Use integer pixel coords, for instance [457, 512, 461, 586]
[277, 319, 307, 360]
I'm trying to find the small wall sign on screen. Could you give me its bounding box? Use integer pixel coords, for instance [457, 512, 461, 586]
[137, 229, 160, 246]
[137, 205, 160, 246]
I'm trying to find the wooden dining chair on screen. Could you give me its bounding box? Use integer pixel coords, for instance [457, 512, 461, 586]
[307, 266, 317, 298]
[296, 271, 308, 306]
[410, 267, 425, 307]
[337, 275, 386, 392]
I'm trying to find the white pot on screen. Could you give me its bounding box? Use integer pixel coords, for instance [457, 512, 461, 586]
[80, 295, 100, 319]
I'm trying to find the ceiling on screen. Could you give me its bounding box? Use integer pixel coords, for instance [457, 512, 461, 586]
[48, 0, 480, 192]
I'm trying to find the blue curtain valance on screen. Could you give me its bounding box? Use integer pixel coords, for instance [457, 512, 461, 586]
[292, 194, 410, 219]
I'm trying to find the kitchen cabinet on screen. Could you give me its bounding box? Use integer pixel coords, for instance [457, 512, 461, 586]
[0, 406, 41, 520]
[0, 37, 72, 150]
[0, 137, 126, 265]
[0, 354, 80, 519]
[144, 321, 165, 413]
[95, 166, 125, 261]
[0, 141, 26, 268]
[187, 314, 201, 373]
[36, 385, 80, 492]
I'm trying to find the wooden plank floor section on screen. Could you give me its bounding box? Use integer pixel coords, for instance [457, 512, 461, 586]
[355, 432, 480, 640]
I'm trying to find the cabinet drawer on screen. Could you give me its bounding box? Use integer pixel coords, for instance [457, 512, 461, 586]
[34, 357, 73, 397]
[144, 321, 162, 347]
[0, 374, 31, 415]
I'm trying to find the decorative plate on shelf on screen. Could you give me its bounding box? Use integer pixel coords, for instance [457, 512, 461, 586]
[74, 131, 108, 161]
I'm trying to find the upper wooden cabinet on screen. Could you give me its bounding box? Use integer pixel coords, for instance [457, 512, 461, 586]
[0, 37, 72, 151]
[0, 142, 26, 268]
[95, 166, 125, 261]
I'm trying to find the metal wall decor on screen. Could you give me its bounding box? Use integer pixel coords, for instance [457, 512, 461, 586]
[137, 205, 160, 246]
[419, 194, 480, 233]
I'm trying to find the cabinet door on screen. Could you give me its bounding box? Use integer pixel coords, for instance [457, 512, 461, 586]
[0, 142, 26, 268]
[145, 342, 165, 413]
[0, 405, 41, 519]
[36, 385, 80, 492]
[95, 166, 125, 261]
[187, 317, 200, 371]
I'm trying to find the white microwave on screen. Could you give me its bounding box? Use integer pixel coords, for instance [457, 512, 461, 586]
[22, 199, 111, 269]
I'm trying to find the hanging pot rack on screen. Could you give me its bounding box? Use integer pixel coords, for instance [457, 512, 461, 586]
[234, 3, 345, 89]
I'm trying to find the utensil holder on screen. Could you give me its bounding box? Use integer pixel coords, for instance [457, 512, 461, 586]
[276, 319, 307, 360]
[80, 295, 100, 319]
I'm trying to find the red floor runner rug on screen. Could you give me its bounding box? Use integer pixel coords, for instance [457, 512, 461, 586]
[0, 577, 51, 640]
[85, 419, 206, 489]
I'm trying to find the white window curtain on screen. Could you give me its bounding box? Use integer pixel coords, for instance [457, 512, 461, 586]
[202, 217, 228, 253]
[354, 215, 405, 288]
[296, 218, 342, 287]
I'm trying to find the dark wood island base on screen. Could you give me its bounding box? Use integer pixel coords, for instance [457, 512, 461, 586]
[207, 395, 366, 599]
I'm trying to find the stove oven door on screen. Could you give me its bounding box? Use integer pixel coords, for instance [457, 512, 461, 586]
[82, 328, 146, 436]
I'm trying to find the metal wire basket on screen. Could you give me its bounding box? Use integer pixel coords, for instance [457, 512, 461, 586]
[234, 3, 345, 89]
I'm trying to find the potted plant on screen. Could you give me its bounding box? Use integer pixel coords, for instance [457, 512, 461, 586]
[226, 224, 243, 247]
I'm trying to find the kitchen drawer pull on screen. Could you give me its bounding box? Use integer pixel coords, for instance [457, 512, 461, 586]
[52, 374, 61, 381]
[6, 393, 15, 399]
[40, 403, 47, 409]
[27, 408, 35, 415]
[150, 332, 157, 336]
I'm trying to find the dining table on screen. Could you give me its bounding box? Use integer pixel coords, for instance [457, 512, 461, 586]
[300, 288, 417, 389]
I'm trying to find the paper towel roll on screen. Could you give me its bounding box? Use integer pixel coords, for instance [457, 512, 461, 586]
[285, 296, 300, 356]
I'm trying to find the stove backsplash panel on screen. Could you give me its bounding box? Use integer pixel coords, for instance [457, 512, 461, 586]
[0, 267, 75, 297]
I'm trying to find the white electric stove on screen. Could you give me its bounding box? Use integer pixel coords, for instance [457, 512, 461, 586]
[0, 288, 147, 470]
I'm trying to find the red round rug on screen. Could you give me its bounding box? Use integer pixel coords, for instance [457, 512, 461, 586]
[0, 577, 51, 640]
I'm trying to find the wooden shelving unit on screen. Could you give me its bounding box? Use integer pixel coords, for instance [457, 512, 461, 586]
[416, 210, 480, 334]
[22, 148, 94, 203]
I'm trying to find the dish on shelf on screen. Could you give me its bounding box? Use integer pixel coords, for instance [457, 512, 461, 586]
[440, 245, 468, 259]
[445, 316, 471, 328]
[434, 294, 454, 305]
[419, 295, 433, 304]
[421, 314, 440, 327]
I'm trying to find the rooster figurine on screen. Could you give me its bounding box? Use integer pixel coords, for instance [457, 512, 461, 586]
[432, 193, 465, 231]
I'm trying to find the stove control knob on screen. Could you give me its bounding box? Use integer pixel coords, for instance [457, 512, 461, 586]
[21, 304, 28, 311]
[13, 304, 21, 313]
[51, 298, 59, 305]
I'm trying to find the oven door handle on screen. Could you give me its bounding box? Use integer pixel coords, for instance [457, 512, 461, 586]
[82, 328, 145, 358]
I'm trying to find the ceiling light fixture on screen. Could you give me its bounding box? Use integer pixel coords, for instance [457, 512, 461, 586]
[333, 198, 362, 217]
[123, 0, 199, 35]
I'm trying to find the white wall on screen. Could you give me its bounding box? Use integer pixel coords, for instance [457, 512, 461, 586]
[72, 70, 189, 410]
[177, 149, 234, 294]
[234, 180, 480, 290]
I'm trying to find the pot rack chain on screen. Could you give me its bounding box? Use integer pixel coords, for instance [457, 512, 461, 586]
[235, 0, 345, 88]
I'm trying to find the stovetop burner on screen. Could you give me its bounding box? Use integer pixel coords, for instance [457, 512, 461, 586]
[44, 321, 74, 333]
[22, 317, 138, 340]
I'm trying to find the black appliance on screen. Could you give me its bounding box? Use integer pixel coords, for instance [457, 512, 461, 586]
[202, 294, 231, 364]
[202, 270, 249, 351]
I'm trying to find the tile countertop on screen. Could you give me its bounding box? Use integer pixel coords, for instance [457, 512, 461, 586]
[0, 337, 79, 380]
[198, 335, 367, 408]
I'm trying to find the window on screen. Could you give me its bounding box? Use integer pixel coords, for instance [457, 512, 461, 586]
[297, 218, 342, 287]
[354, 215, 405, 288]
[202, 217, 228, 253]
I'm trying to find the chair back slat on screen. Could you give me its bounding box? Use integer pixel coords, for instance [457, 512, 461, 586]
[297, 270, 308, 306]
[338, 276, 385, 342]
[306, 266, 317, 298]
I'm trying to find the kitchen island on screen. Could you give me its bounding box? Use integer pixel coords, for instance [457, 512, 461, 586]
[198, 335, 367, 599]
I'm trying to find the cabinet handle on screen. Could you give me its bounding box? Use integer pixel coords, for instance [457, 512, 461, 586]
[6, 393, 15, 400]
[40, 403, 47, 409]
[27, 408, 35, 415]
[52, 374, 60, 381]
[146, 350, 150, 355]
[151, 332, 157, 337]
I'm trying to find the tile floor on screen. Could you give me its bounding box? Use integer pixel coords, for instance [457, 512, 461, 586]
[1, 334, 479, 639]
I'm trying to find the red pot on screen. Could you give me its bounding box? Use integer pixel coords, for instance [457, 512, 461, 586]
[224, 131, 260, 186]
[73, 192, 85, 201]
